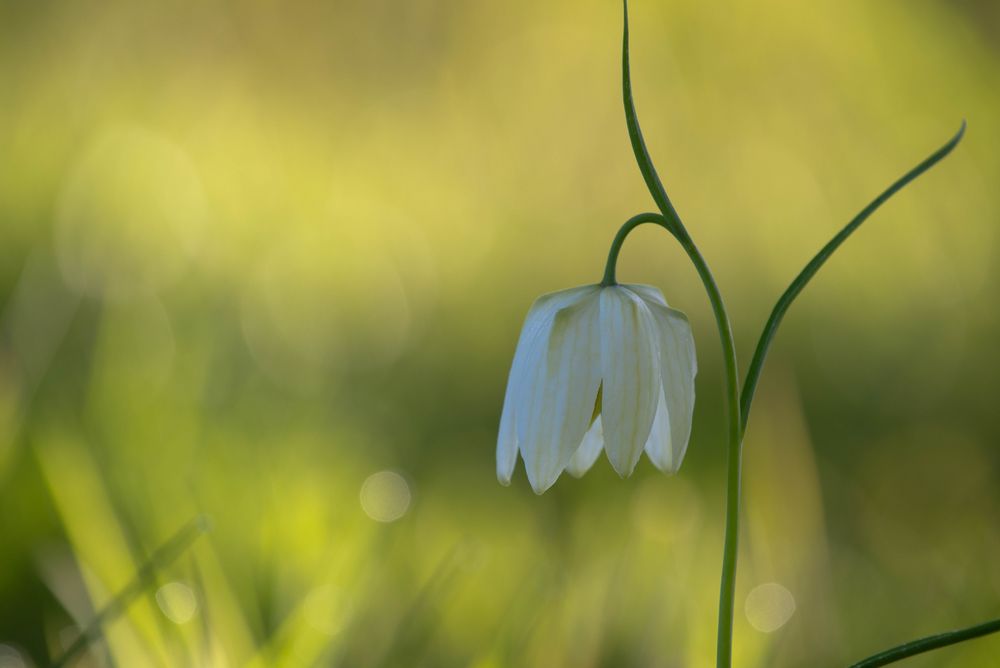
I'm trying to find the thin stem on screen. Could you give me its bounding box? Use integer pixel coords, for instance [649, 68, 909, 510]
[621, 3, 742, 665]
[601, 212, 672, 285]
[621, 0, 683, 229]
[849, 617, 1000, 668]
[679, 237, 742, 668]
[739, 122, 965, 434]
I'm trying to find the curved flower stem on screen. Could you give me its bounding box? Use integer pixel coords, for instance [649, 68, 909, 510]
[849, 617, 1000, 668]
[601, 212, 672, 285]
[617, 3, 968, 665]
[620, 3, 741, 665]
[738, 122, 966, 435]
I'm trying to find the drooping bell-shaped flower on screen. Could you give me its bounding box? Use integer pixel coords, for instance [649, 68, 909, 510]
[497, 283, 697, 494]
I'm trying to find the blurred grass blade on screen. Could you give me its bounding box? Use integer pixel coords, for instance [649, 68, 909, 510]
[849, 616, 1000, 667]
[739, 121, 966, 432]
[371, 544, 464, 668]
[52, 515, 211, 668]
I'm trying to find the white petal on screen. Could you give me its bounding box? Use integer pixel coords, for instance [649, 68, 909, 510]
[631, 289, 697, 473]
[567, 416, 604, 478]
[516, 286, 603, 493]
[624, 283, 668, 307]
[599, 286, 660, 477]
[497, 286, 596, 485]
[643, 388, 678, 472]
[496, 323, 538, 485]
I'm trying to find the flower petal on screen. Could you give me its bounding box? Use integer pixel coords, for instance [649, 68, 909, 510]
[497, 286, 597, 485]
[643, 387, 678, 472]
[623, 283, 668, 307]
[599, 286, 660, 477]
[566, 416, 604, 478]
[634, 291, 697, 473]
[516, 287, 602, 493]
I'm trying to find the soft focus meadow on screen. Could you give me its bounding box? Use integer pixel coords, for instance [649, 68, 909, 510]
[1, 0, 999, 666]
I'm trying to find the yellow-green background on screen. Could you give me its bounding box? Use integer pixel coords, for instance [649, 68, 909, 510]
[1, 0, 998, 665]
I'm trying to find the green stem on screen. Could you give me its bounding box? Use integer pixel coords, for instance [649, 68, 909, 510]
[739, 122, 965, 434]
[601, 212, 669, 285]
[619, 2, 967, 664]
[620, 3, 741, 665]
[686, 241, 742, 668]
[849, 617, 1000, 668]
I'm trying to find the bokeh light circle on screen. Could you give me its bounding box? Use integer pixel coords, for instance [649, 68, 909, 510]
[55, 126, 206, 300]
[240, 225, 411, 394]
[745, 582, 796, 633]
[155, 581, 198, 624]
[360, 470, 411, 523]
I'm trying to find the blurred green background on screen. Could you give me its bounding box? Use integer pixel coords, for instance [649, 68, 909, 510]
[1, 0, 998, 666]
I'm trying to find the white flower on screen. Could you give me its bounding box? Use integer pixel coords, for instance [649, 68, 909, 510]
[497, 283, 697, 493]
